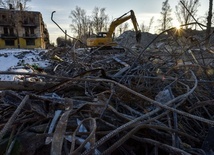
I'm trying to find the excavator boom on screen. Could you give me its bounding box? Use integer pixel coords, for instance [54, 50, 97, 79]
[107, 10, 140, 38]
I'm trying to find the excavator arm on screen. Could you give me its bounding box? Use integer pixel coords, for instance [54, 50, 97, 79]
[107, 10, 141, 43]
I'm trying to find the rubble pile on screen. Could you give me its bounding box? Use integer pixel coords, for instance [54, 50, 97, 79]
[0, 30, 214, 155]
[115, 30, 158, 48]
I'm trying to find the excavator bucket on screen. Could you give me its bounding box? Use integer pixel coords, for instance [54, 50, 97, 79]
[136, 31, 141, 43]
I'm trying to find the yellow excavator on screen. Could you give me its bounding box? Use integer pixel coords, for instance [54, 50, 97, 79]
[86, 10, 141, 48]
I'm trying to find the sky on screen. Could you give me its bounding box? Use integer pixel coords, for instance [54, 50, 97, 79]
[30, 0, 209, 44]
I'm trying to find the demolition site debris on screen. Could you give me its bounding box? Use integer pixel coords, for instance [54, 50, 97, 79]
[0, 28, 213, 155]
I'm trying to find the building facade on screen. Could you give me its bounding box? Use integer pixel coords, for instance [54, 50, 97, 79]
[0, 8, 49, 49]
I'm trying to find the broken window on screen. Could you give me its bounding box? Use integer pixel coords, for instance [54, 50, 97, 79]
[3, 27, 9, 35]
[29, 17, 35, 23]
[26, 39, 35, 45]
[0, 14, 9, 22]
[30, 27, 34, 34]
[25, 27, 35, 36]
[23, 17, 28, 24]
[1, 14, 5, 19]
[9, 28, 14, 35]
[1, 14, 6, 20]
[23, 16, 35, 24]
[5, 39, 14, 46]
[3, 27, 14, 36]
[25, 27, 29, 36]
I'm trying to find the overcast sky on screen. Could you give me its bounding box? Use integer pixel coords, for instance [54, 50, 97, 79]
[30, 0, 209, 44]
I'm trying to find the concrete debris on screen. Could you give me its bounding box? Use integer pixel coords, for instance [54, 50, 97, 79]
[116, 30, 158, 48]
[0, 29, 214, 155]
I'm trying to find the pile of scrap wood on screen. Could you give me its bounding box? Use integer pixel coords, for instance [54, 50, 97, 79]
[0, 31, 214, 155]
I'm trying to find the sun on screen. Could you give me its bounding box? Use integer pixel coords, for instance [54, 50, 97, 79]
[173, 21, 181, 30]
[173, 22, 181, 30]
[171, 20, 183, 36]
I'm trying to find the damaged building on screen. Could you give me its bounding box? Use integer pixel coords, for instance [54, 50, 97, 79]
[0, 5, 49, 49]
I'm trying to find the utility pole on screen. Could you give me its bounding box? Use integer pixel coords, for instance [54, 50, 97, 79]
[65, 30, 67, 46]
[206, 0, 213, 46]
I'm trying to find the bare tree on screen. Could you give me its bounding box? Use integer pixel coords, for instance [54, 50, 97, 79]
[158, 0, 172, 32]
[69, 6, 90, 40]
[141, 24, 147, 32]
[91, 7, 109, 34]
[148, 16, 154, 32]
[175, 0, 200, 29]
[69, 6, 109, 42]
[141, 17, 154, 33]
[0, 0, 31, 10]
[206, 0, 213, 45]
[118, 23, 129, 35]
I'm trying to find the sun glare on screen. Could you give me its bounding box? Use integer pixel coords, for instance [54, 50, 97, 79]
[173, 21, 181, 30]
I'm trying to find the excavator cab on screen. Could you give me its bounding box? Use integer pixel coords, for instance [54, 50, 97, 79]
[97, 32, 107, 38]
[86, 33, 116, 47]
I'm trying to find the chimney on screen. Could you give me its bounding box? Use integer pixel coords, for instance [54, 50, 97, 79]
[20, 3, 23, 11]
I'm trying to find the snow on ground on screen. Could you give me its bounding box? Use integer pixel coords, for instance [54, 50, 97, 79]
[0, 52, 19, 71]
[0, 48, 51, 81]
